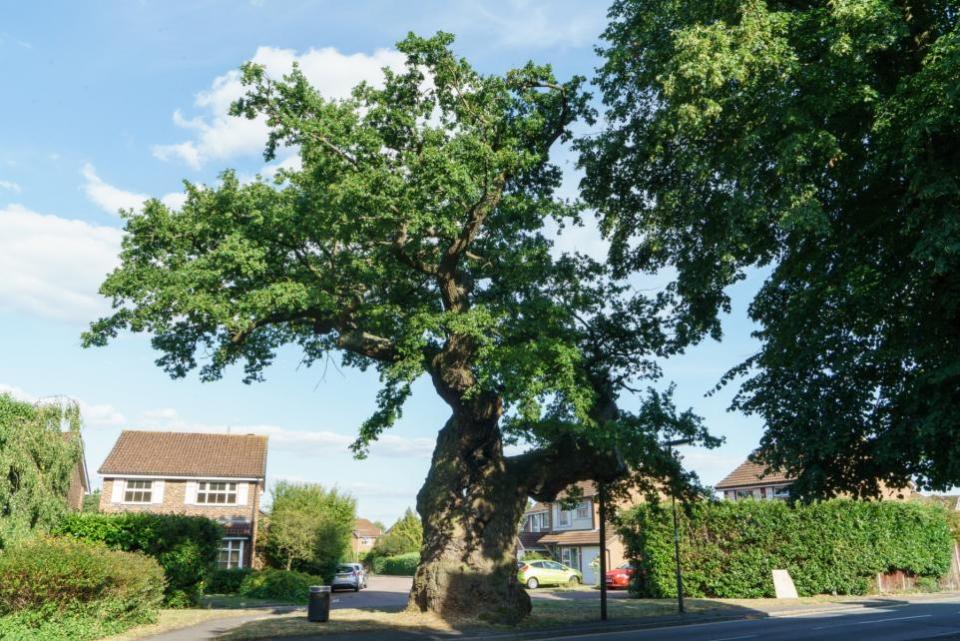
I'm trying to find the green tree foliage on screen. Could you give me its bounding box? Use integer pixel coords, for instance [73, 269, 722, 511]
[581, 2, 960, 496]
[56, 512, 224, 606]
[372, 552, 420, 576]
[237, 568, 321, 603]
[371, 508, 423, 557]
[620, 500, 954, 598]
[0, 536, 165, 641]
[0, 394, 83, 549]
[82, 489, 101, 513]
[82, 31, 716, 618]
[264, 481, 355, 581]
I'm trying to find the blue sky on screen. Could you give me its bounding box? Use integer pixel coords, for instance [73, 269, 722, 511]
[0, 0, 764, 525]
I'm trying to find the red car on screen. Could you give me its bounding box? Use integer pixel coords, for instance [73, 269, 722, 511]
[604, 562, 638, 589]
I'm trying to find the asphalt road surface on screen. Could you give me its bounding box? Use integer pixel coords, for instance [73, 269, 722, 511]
[538, 597, 960, 641]
[328, 575, 412, 610]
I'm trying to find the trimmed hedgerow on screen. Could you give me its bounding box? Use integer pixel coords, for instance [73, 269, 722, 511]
[619, 499, 953, 598]
[55, 512, 223, 606]
[372, 552, 419, 576]
[207, 568, 255, 595]
[238, 569, 320, 603]
[0, 536, 164, 641]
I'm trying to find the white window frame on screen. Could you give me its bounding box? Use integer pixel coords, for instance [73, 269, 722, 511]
[528, 512, 547, 532]
[561, 548, 580, 570]
[557, 507, 573, 528]
[123, 479, 154, 504]
[218, 538, 245, 569]
[196, 481, 238, 505]
[576, 501, 591, 519]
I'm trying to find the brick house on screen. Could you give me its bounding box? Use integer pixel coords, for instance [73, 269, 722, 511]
[99, 431, 268, 569]
[351, 518, 383, 559]
[716, 456, 913, 501]
[64, 431, 91, 511]
[517, 481, 629, 585]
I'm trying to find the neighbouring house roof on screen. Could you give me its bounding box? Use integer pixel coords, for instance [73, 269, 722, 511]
[99, 430, 268, 478]
[519, 531, 547, 550]
[353, 518, 382, 538]
[715, 458, 792, 490]
[538, 530, 611, 546]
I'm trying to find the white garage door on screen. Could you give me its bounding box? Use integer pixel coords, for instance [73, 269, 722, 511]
[580, 546, 600, 585]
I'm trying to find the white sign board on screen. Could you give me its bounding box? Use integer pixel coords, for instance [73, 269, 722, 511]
[772, 569, 799, 599]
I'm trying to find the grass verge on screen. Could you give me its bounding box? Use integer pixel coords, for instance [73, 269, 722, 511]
[98, 608, 267, 641]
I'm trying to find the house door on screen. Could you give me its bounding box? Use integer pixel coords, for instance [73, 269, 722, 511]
[561, 547, 580, 573]
[580, 546, 600, 585]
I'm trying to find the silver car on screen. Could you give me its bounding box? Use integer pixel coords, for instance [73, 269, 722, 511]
[331, 564, 362, 591]
[343, 562, 367, 588]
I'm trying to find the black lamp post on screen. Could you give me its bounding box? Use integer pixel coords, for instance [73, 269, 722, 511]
[663, 438, 693, 615]
[598, 481, 608, 621]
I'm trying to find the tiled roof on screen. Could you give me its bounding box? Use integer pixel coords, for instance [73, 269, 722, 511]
[539, 530, 606, 546]
[559, 480, 598, 499]
[519, 531, 547, 550]
[354, 518, 382, 537]
[715, 458, 792, 490]
[99, 431, 268, 478]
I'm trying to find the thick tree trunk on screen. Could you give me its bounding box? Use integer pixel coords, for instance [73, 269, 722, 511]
[407, 413, 531, 623]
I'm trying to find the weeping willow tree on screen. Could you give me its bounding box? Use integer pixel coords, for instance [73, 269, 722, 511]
[0, 393, 83, 548]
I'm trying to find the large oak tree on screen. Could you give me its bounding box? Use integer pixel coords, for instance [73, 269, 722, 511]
[85, 33, 713, 620]
[580, 1, 960, 497]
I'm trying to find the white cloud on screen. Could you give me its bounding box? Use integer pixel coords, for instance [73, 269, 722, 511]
[0, 179, 21, 193]
[0, 204, 122, 320]
[0, 383, 127, 428]
[81, 163, 149, 215]
[138, 407, 433, 459]
[153, 45, 406, 169]
[81, 163, 187, 215]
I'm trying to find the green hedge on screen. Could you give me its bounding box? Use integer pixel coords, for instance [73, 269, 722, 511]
[373, 552, 419, 576]
[0, 537, 165, 641]
[619, 500, 954, 598]
[238, 569, 321, 603]
[207, 568, 254, 595]
[55, 512, 223, 606]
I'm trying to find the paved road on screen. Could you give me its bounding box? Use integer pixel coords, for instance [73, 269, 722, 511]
[328, 575, 411, 610]
[537, 597, 960, 641]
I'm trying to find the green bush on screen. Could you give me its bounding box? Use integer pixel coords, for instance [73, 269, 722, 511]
[373, 552, 419, 576]
[238, 569, 320, 603]
[207, 568, 254, 594]
[55, 512, 223, 606]
[619, 499, 954, 598]
[0, 536, 165, 641]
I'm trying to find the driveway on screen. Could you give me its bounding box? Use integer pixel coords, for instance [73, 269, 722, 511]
[329, 575, 412, 610]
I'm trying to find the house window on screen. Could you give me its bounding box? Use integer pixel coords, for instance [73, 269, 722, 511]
[735, 490, 755, 501]
[218, 539, 245, 569]
[576, 501, 590, 519]
[123, 480, 153, 503]
[557, 509, 572, 527]
[197, 481, 238, 505]
[771, 486, 791, 500]
[561, 547, 580, 570]
[528, 512, 547, 532]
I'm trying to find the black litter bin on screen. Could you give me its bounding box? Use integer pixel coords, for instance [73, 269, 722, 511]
[308, 585, 331, 622]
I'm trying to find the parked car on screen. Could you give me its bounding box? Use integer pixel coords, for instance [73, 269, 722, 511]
[332, 564, 362, 591]
[344, 562, 367, 588]
[604, 562, 638, 589]
[517, 560, 582, 589]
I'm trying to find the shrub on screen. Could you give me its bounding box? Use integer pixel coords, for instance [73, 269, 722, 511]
[238, 569, 320, 603]
[0, 536, 164, 641]
[373, 552, 419, 576]
[619, 499, 954, 598]
[207, 568, 254, 595]
[55, 512, 223, 606]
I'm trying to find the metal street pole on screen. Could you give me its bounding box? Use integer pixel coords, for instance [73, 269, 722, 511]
[662, 438, 693, 616]
[598, 481, 608, 621]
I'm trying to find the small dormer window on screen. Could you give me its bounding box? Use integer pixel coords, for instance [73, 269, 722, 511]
[576, 501, 590, 519]
[197, 481, 238, 505]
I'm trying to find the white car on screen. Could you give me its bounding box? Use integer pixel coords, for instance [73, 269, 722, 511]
[332, 564, 363, 591]
[343, 562, 368, 588]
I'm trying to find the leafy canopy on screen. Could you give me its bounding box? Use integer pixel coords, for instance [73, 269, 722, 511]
[0, 394, 82, 549]
[581, 1, 960, 495]
[263, 481, 356, 579]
